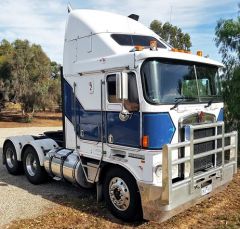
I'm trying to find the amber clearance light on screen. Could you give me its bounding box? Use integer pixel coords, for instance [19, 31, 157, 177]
[134, 46, 144, 51]
[197, 50, 203, 56]
[171, 48, 191, 54]
[142, 135, 149, 148]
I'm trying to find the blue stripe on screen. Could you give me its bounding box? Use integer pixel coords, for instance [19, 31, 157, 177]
[143, 112, 175, 149]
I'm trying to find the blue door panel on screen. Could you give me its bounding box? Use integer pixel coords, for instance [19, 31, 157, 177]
[107, 112, 140, 148]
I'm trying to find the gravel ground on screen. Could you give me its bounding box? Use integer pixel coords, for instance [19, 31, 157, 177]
[0, 127, 88, 228]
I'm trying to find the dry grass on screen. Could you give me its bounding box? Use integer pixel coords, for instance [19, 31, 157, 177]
[6, 170, 240, 229]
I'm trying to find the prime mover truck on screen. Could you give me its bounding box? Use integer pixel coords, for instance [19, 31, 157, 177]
[2, 6, 238, 222]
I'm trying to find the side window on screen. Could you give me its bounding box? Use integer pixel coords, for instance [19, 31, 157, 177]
[107, 72, 139, 111]
[107, 74, 119, 103]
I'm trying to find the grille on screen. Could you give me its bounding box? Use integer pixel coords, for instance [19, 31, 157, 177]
[178, 112, 218, 176]
[193, 127, 215, 172]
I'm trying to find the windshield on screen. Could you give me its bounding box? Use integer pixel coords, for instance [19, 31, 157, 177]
[141, 59, 222, 104]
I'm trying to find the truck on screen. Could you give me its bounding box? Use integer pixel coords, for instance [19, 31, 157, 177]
[2, 6, 238, 223]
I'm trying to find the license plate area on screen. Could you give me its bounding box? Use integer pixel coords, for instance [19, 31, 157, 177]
[201, 181, 212, 196]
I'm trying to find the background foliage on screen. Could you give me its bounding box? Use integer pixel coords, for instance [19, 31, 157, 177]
[0, 39, 61, 114]
[150, 20, 192, 50]
[215, 7, 240, 134]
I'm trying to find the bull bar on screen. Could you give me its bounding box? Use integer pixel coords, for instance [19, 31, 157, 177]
[138, 122, 238, 222]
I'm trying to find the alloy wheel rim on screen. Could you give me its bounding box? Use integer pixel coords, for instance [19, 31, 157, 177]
[26, 153, 37, 176]
[109, 177, 130, 211]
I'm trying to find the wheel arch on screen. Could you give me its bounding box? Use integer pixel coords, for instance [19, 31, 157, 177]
[98, 163, 139, 185]
[3, 135, 34, 162]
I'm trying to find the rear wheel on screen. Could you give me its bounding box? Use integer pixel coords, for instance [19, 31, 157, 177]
[23, 146, 48, 184]
[103, 167, 142, 222]
[3, 141, 22, 175]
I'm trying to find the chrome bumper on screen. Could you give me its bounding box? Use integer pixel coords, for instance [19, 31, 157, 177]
[138, 122, 238, 222]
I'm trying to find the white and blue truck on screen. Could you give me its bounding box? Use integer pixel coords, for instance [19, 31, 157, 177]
[2, 6, 238, 222]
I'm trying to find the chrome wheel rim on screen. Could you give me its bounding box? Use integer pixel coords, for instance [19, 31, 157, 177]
[6, 148, 16, 168]
[26, 153, 37, 176]
[109, 177, 130, 211]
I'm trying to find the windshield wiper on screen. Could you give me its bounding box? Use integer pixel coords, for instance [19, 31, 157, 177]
[170, 96, 197, 110]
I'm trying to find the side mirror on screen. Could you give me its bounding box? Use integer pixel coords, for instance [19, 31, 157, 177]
[116, 72, 128, 100]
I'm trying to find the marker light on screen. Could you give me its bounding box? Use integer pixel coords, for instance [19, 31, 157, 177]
[197, 50, 203, 56]
[135, 46, 144, 51]
[150, 40, 157, 51]
[142, 135, 149, 148]
[171, 48, 191, 54]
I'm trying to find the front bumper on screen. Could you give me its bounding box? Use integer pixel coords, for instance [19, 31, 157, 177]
[138, 122, 238, 222]
[138, 164, 236, 222]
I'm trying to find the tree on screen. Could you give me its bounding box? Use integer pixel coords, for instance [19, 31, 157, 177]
[150, 20, 192, 50]
[215, 5, 240, 135]
[0, 39, 61, 115]
[215, 17, 240, 65]
[0, 39, 14, 108]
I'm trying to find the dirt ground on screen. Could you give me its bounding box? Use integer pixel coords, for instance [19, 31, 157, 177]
[5, 171, 240, 229]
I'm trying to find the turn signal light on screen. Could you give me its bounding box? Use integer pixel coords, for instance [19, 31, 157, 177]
[142, 135, 149, 148]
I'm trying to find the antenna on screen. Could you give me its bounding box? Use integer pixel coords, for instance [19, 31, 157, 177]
[67, 3, 73, 13]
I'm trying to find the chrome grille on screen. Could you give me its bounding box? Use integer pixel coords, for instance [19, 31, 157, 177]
[179, 112, 217, 175]
[193, 127, 215, 172]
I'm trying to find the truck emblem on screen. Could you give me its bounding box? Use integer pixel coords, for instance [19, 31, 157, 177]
[197, 111, 204, 123]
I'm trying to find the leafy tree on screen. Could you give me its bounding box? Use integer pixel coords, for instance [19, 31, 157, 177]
[150, 20, 192, 50]
[215, 17, 240, 65]
[215, 6, 240, 137]
[0, 39, 61, 115]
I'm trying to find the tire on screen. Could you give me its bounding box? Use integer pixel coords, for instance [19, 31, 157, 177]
[3, 141, 22, 175]
[103, 167, 143, 222]
[23, 146, 48, 185]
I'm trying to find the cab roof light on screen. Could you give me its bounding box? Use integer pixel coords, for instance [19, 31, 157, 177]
[142, 135, 149, 148]
[197, 50, 203, 56]
[171, 48, 191, 54]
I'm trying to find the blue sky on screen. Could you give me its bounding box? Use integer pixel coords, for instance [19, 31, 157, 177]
[0, 0, 238, 63]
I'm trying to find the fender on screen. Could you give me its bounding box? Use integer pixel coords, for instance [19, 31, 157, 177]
[22, 139, 59, 166]
[3, 136, 34, 161]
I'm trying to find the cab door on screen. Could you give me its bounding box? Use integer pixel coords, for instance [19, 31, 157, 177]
[105, 72, 140, 148]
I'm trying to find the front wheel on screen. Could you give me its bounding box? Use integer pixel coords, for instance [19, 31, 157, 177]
[23, 146, 48, 185]
[103, 167, 142, 222]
